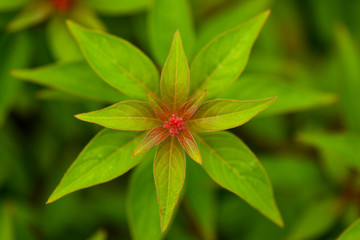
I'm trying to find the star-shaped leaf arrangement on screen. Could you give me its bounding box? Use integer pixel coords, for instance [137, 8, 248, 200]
[47, 10, 283, 233]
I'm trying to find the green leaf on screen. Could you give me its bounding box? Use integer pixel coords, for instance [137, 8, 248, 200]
[177, 90, 207, 121]
[154, 137, 186, 231]
[46, 16, 83, 61]
[298, 132, 360, 172]
[0, 0, 29, 11]
[220, 73, 337, 116]
[133, 126, 170, 156]
[147, 93, 172, 121]
[12, 61, 126, 103]
[127, 154, 164, 240]
[69, 3, 107, 30]
[197, 0, 273, 49]
[0, 202, 14, 240]
[190, 11, 270, 99]
[338, 219, 360, 240]
[87, 0, 150, 15]
[187, 97, 276, 132]
[6, 1, 53, 32]
[68, 21, 159, 100]
[148, 0, 195, 65]
[176, 129, 201, 164]
[47, 130, 147, 203]
[0, 32, 31, 127]
[194, 131, 283, 226]
[289, 197, 340, 240]
[87, 229, 107, 240]
[186, 160, 217, 240]
[75, 101, 161, 131]
[161, 31, 190, 112]
[335, 24, 360, 133]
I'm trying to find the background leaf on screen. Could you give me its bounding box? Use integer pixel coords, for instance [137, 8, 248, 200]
[68, 21, 159, 100]
[46, 15, 83, 61]
[288, 197, 341, 240]
[197, 0, 273, 49]
[48, 130, 147, 203]
[188, 98, 275, 132]
[154, 137, 186, 231]
[0, 202, 14, 240]
[335, 24, 360, 134]
[6, 1, 53, 32]
[0, 32, 31, 127]
[127, 153, 164, 240]
[220, 73, 337, 115]
[87, 0, 151, 15]
[298, 132, 360, 172]
[194, 131, 283, 226]
[12, 61, 126, 103]
[190, 11, 269, 99]
[148, 0, 195, 65]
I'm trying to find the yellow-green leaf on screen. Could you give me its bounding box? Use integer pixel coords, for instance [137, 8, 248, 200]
[47, 130, 147, 203]
[194, 131, 283, 227]
[68, 21, 159, 100]
[338, 219, 360, 240]
[190, 11, 270, 99]
[75, 101, 161, 131]
[161, 31, 190, 112]
[154, 137, 186, 231]
[187, 98, 276, 132]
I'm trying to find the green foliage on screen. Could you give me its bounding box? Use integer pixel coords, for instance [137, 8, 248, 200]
[12, 61, 125, 103]
[195, 131, 283, 226]
[68, 21, 159, 100]
[3, 0, 359, 239]
[148, 0, 195, 65]
[338, 219, 360, 240]
[47, 130, 147, 203]
[154, 137, 186, 231]
[190, 11, 269, 99]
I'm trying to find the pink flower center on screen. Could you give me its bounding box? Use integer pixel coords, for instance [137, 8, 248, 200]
[51, 0, 76, 12]
[164, 114, 184, 136]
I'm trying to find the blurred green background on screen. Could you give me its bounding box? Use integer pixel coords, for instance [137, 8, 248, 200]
[1, 0, 360, 239]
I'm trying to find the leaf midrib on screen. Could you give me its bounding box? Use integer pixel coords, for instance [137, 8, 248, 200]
[55, 133, 144, 197]
[194, 133, 273, 214]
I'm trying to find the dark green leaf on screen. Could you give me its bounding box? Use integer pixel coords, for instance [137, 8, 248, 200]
[220, 73, 337, 115]
[87, 0, 151, 15]
[148, 0, 195, 65]
[127, 153, 164, 240]
[194, 131, 283, 226]
[12, 61, 126, 103]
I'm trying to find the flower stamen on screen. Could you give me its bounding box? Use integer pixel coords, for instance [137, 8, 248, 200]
[164, 114, 184, 136]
